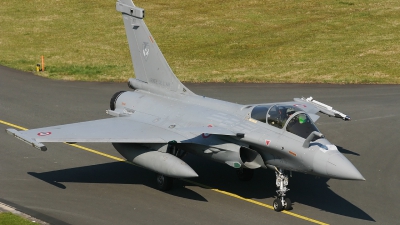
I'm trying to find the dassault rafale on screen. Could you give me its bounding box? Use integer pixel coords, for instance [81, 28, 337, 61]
[6, 0, 364, 211]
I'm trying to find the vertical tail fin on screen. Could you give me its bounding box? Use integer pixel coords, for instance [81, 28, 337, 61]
[116, 0, 193, 95]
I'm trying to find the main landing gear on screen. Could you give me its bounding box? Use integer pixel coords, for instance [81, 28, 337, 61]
[156, 173, 173, 191]
[273, 168, 292, 211]
[155, 143, 187, 191]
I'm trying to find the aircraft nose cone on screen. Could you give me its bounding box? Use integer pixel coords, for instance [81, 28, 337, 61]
[326, 154, 365, 180]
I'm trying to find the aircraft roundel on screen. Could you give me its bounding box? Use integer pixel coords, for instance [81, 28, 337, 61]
[202, 125, 213, 138]
[37, 132, 51, 136]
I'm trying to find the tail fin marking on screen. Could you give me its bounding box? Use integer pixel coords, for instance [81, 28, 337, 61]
[116, 0, 193, 95]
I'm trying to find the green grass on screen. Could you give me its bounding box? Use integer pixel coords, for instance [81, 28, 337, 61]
[0, 0, 399, 83]
[0, 212, 38, 225]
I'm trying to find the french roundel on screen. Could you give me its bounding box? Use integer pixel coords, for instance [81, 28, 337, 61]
[37, 132, 51, 136]
[202, 125, 213, 138]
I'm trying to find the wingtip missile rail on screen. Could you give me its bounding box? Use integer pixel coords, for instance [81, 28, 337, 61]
[296, 96, 351, 121]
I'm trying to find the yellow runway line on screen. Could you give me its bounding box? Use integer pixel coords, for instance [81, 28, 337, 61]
[67, 143, 126, 162]
[0, 120, 28, 131]
[1, 119, 329, 225]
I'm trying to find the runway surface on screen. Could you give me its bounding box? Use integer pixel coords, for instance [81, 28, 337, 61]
[0, 65, 399, 224]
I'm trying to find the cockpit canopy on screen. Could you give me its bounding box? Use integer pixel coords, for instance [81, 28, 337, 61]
[251, 105, 300, 128]
[250, 104, 320, 139]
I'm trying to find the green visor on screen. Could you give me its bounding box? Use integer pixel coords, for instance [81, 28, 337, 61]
[298, 114, 307, 124]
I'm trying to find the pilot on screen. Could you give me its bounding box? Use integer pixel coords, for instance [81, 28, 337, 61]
[286, 108, 296, 118]
[279, 107, 295, 127]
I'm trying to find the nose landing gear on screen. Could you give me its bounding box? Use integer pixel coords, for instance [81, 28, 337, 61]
[273, 168, 292, 211]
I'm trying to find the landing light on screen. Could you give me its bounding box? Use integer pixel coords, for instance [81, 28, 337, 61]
[276, 177, 282, 187]
[276, 177, 288, 186]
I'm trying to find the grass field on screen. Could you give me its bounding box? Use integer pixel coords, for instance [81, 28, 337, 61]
[0, 0, 399, 83]
[0, 212, 37, 225]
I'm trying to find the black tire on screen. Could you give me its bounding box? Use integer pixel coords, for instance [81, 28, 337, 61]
[273, 198, 283, 212]
[284, 197, 292, 210]
[156, 174, 173, 191]
[236, 168, 254, 181]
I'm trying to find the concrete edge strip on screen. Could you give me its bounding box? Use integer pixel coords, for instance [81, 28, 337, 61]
[0, 201, 48, 225]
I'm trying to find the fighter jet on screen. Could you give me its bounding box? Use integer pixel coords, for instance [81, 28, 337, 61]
[6, 0, 364, 212]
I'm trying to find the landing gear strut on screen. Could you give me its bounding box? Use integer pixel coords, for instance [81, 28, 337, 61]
[155, 143, 187, 191]
[273, 168, 292, 211]
[167, 141, 186, 159]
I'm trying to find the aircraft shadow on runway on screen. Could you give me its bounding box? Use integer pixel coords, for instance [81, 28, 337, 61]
[28, 154, 373, 222]
[337, 145, 360, 156]
[184, 154, 374, 222]
[27, 161, 207, 202]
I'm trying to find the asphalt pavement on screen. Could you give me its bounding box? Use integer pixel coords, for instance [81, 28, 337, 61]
[0, 65, 399, 224]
